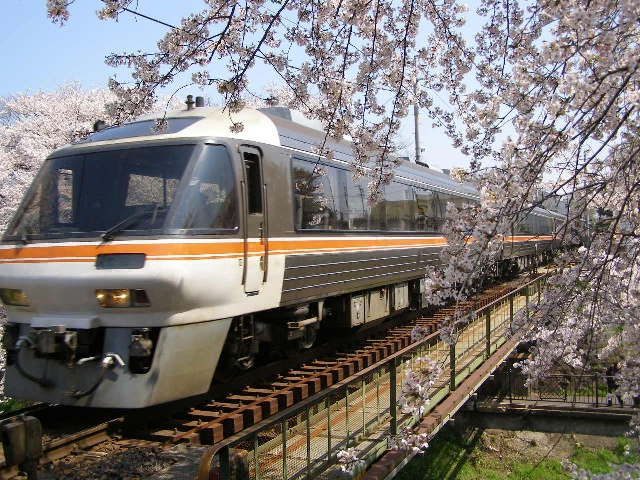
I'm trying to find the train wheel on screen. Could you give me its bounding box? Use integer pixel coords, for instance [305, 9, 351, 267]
[278, 338, 302, 358]
[237, 355, 255, 370]
[300, 326, 317, 349]
[213, 356, 236, 382]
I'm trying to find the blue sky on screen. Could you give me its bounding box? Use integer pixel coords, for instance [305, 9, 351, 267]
[1, 1, 201, 95]
[1, 0, 470, 169]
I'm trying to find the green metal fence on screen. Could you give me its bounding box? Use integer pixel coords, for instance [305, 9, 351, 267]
[490, 371, 636, 408]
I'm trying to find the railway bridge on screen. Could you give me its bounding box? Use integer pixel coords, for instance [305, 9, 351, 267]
[22, 273, 618, 479]
[190, 274, 622, 480]
[0, 273, 620, 479]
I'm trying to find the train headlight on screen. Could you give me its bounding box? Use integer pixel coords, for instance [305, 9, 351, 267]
[95, 289, 150, 308]
[0, 288, 30, 307]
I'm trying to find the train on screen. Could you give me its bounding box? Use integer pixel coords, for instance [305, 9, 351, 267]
[0, 99, 564, 408]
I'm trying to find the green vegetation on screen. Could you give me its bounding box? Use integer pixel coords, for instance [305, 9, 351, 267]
[0, 397, 32, 415]
[394, 427, 639, 480]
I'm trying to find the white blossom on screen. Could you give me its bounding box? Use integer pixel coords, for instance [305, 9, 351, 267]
[336, 447, 365, 476]
[388, 426, 430, 452]
[398, 356, 442, 416]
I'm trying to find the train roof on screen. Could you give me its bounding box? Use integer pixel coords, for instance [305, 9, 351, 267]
[49, 104, 567, 219]
[61, 104, 479, 200]
[75, 106, 283, 147]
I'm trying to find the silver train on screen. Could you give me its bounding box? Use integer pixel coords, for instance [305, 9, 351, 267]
[0, 101, 563, 408]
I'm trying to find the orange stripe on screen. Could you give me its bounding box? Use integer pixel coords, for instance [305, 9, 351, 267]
[269, 237, 447, 253]
[0, 235, 554, 265]
[505, 235, 555, 242]
[0, 242, 244, 264]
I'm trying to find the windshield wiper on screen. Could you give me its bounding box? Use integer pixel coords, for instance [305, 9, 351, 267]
[101, 204, 161, 242]
[19, 226, 30, 245]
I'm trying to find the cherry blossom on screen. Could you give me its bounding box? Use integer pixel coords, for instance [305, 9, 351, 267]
[398, 356, 443, 416]
[336, 447, 365, 475]
[388, 426, 430, 452]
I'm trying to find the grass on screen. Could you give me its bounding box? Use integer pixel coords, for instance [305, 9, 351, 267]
[0, 397, 33, 415]
[393, 427, 639, 480]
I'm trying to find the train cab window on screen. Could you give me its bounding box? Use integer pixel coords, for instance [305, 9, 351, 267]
[243, 150, 263, 215]
[168, 145, 238, 231]
[3, 144, 238, 241]
[126, 174, 179, 208]
[56, 168, 75, 224]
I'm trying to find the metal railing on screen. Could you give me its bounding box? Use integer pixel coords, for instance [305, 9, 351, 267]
[198, 275, 546, 480]
[489, 372, 639, 408]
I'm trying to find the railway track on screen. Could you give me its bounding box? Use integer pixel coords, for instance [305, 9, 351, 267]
[0, 276, 534, 479]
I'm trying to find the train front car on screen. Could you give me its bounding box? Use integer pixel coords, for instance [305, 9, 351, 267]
[0, 106, 285, 408]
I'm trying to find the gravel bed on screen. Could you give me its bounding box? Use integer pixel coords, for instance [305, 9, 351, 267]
[37, 441, 184, 480]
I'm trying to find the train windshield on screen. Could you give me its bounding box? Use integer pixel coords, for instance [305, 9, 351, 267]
[3, 144, 238, 241]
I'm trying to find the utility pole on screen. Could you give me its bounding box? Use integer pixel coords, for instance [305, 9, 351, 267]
[413, 57, 422, 164]
[414, 101, 421, 164]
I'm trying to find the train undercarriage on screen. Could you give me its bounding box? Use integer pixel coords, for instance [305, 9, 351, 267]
[211, 248, 552, 382]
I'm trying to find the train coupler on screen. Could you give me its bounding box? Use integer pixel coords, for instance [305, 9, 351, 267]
[12, 336, 55, 388]
[69, 353, 125, 399]
[128, 328, 156, 374]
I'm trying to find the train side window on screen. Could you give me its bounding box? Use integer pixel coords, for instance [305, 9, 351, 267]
[292, 159, 351, 230]
[415, 188, 441, 232]
[293, 157, 385, 231]
[385, 182, 415, 231]
[244, 151, 263, 215]
[347, 177, 380, 231]
[292, 159, 326, 229]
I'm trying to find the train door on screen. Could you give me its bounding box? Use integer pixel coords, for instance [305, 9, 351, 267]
[240, 146, 268, 294]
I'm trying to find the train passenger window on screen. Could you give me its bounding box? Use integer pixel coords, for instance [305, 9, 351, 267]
[293, 158, 387, 231]
[384, 183, 415, 231]
[293, 160, 328, 229]
[346, 179, 380, 231]
[415, 189, 441, 232]
[292, 159, 352, 230]
[289, 157, 478, 234]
